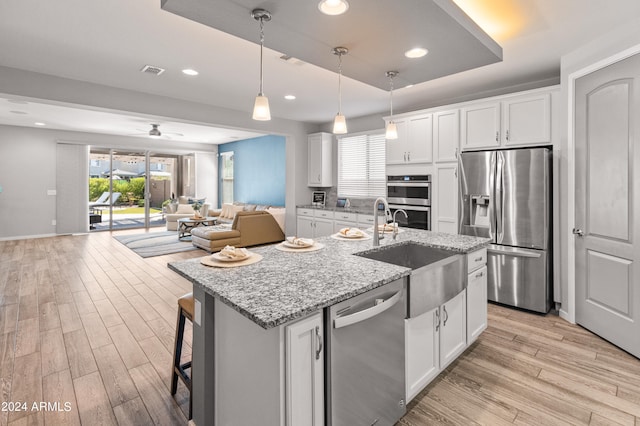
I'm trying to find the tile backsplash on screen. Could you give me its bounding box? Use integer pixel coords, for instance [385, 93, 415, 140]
[310, 186, 377, 210]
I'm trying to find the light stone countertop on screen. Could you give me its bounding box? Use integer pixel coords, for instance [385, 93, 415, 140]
[168, 228, 490, 329]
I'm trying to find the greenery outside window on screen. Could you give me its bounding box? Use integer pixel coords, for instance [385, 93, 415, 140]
[337, 132, 386, 198]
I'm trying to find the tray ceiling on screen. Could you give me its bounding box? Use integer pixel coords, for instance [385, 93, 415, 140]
[161, 0, 502, 90]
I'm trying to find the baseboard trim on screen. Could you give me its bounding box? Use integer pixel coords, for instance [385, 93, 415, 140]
[0, 233, 57, 241]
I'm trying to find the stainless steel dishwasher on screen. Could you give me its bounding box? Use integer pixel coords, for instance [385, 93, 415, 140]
[325, 278, 406, 426]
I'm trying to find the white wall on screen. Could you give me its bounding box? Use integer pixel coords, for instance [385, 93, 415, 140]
[0, 125, 218, 239]
[195, 151, 218, 207]
[0, 66, 319, 239]
[558, 17, 640, 320]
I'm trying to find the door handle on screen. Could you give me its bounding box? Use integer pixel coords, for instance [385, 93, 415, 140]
[443, 306, 449, 326]
[333, 290, 402, 329]
[573, 228, 584, 237]
[435, 309, 440, 332]
[315, 326, 323, 360]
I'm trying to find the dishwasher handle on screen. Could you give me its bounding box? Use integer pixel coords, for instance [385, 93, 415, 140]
[334, 290, 402, 329]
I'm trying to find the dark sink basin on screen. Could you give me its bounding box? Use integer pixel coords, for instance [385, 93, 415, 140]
[355, 242, 457, 270]
[355, 242, 465, 317]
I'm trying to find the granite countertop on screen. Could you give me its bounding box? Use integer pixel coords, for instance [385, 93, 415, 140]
[168, 229, 490, 330]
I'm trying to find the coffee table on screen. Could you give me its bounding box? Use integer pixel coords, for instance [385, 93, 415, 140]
[177, 217, 217, 241]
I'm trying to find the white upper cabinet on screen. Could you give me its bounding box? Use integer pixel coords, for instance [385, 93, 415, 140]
[460, 101, 501, 151]
[386, 113, 432, 164]
[433, 109, 460, 163]
[502, 92, 551, 146]
[308, 132, 333, 187]
[461, 90, 553, 151]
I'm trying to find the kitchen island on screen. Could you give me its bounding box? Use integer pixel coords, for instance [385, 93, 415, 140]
[169, 228, 489, 425]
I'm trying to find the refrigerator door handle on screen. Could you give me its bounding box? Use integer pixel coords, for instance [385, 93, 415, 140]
[489, 152, 497, 241]
[496, 151, 505, 243]
[487, 245, 542, 258]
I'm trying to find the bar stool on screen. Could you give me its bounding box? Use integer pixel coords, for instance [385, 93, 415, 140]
[171, 292, 193, 419]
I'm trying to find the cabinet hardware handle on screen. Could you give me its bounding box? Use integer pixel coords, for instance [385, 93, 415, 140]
[495, 131, 499, 142]
[404, 152, 407, 162]
[454, 168, 457, 178]
[443, 306, 449, 326]
[317, 174, 321, 181]
[407, 152, 411, 162]
[455, 148, 458, 158]
[315, 326, 323, 360]
[435, 309, 441, 332]
[475, 271, 484, 278]
[572, 228, 584, 237]
[474, 256, 483, 262]
[506, 130, 510, 141]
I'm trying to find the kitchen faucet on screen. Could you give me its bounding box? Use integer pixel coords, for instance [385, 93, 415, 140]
[373, 197, 390, 246]
[392, 209, 408, 240]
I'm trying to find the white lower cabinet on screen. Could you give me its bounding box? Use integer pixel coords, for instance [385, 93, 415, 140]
[405, 290, 466, 402]
[296, 208, 334, 238]
[285, 312, 324, 426]
[467, 248, 488, 343]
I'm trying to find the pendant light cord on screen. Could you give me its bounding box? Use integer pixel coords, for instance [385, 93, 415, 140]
[258, 18, 265, 96]
[337, 53, 343, 114]
[389, 74, 394, 117]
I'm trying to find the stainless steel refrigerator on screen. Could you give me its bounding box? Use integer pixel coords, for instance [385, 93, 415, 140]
[458, 147, 552, 313]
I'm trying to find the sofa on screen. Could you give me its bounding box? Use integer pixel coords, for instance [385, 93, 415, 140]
[191, 210, 285, 252]
[165, 196, 211, 231]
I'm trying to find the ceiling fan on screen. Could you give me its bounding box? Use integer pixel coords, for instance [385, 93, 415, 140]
[130, 123, 184, 139]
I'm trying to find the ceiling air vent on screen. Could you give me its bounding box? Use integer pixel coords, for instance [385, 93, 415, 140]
[140, 65, 165, 76]
[279, 55, 306, 66]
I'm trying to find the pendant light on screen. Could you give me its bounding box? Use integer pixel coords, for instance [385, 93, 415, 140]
[332, 47, 348, 134]
[251, 9, 271, 121]
[385, 71, 399, 140]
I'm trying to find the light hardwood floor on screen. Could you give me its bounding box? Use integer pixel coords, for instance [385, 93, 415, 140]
[2, 231, 640, 425]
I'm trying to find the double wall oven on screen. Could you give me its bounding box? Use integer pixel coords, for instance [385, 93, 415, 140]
[387, 175, 431, 230]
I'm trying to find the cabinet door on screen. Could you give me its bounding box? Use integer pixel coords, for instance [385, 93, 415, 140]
[406, 114, 432, 163]
[386, 120, 408, 164]
[461, 102, 501, 150]
[434, 164, 458, 234]
[308, 133, 332, 187]
[308, 134, 322, 186]
[405, 309, 439, 402]
[439, 290, 466, 369]
[313, 218, 334, 238]
[502, 93, 551, 146]
[467, 266, 488, 343]
[434, 110, 459, 163]
[285, 312, 324, 426]
[297, 216, 314, 238]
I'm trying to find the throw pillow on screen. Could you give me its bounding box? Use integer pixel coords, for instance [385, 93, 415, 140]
[231, 205, 244, 218]
[255, 204, 271, 211]
[221, 203, 233, 218]
[176, 204, 193, 214]
[188, 197, 206, 205]
[243, 204, 257, 212]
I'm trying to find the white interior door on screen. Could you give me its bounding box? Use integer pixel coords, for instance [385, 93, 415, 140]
[575, 53, 640, 357]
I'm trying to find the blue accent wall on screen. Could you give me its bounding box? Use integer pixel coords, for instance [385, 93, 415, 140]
[218, 135, 286, 206]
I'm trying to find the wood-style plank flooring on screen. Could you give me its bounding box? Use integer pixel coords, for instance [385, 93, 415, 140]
[2, 230, 640, 425]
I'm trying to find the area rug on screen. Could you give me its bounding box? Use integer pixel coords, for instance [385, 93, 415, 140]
[114, 231, 199, 258]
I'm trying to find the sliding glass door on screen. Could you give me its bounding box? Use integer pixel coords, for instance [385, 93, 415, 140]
[89, 149, 178, 231]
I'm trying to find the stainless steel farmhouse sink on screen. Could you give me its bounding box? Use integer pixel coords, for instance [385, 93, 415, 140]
[355, 242, 465, 317]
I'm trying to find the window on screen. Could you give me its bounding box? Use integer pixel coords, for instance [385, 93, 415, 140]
[337, 132, 386, 198]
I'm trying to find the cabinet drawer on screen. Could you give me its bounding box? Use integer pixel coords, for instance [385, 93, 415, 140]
[467, 248, 487, 273]
[357, 214, 375, 225]
[334, 212, 357, 222]
[316, 210, 334, 219]
[297, 208, 314, 217]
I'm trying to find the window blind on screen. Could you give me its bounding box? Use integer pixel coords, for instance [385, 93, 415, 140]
[337, 132, 386, 198]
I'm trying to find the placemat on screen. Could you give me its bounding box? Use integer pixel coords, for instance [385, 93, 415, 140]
[275, 242, 325, 253]
[200, 253, 263, 268]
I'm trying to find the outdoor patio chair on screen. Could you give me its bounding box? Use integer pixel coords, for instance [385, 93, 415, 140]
[88, 191, 110, 208]
[90, 192, 121, 214]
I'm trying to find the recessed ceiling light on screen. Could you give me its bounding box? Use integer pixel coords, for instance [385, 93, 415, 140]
[182, 68, 199, 76]
[405, 47, 428, 59]
[318, 0, 349, 16]
[405, 84, 414, 89]
[284, 95, 296, 100]
[34, 122, 46, 126]
[9, 110, 27, 115]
